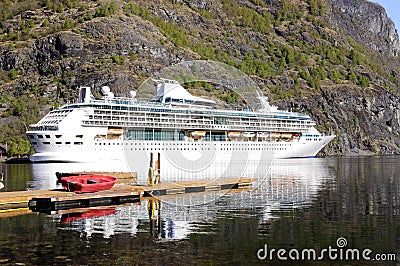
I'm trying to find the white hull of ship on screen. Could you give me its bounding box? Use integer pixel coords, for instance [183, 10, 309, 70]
[29, 136, 334, 181]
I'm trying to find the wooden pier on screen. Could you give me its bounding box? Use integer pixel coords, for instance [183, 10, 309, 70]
[0, 177, 257, 216]
[134, 177, 256, 197]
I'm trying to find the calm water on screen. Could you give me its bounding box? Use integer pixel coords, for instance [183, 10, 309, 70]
[0, 156, 399, 265]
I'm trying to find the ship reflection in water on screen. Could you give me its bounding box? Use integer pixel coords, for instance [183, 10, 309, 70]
[51, 158, 336, 239]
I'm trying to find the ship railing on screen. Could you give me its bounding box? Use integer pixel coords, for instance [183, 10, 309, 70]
[86, 98, 167, 107]
[75, 98, 313, 122]
[81, 119, 311, 132]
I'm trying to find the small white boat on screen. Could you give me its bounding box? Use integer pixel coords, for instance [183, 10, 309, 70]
[241, 132, 255, 138]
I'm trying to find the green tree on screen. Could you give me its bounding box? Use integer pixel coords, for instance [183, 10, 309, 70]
[358, 75, 370, 88]
[348, 69, 357, 83]
[329, 69, 341, 83]
[9, 68, 17, 80]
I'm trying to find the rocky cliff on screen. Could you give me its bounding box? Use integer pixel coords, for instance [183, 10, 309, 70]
[328, 0, 400, 57]
[0, 0, 399, 155]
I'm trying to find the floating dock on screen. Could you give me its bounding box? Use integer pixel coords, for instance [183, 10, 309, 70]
[0, 177, 257, 216]
[134, 177, 256, 197]
[29, 188, 140, 213]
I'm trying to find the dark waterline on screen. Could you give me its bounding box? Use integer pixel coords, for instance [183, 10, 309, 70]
[0, 156, 399, 265]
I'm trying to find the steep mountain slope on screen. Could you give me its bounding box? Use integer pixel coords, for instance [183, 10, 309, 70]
[0, 0, 399, 155]
[328, 0, 400, 57]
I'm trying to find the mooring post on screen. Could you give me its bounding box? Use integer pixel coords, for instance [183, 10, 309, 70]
[148, 153, 155, 185]
[155, 152, 161, 184]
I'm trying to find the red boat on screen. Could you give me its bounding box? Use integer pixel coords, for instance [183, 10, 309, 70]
[60, 208, 117, 224]
[60, 174, 117, 193]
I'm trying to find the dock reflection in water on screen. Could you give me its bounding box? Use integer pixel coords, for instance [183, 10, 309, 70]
[51, 158, 335, 240]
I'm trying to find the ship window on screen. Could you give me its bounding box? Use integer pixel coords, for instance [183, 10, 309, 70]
[45, 135, 50, 138]
[32, 142, 37, 145]
[56, 142, 62, 145]
[76, 135, 83, 138]
[65, 142, 71, 144]
[28, 135, 34, 139]
[43, 142, 50, 145]
[56, 135, 62, 138]
[74, 142, 83, 145]
[38, 135, 43, 139]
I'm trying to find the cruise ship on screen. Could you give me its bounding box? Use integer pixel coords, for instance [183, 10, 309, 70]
[26, 79, 334, 179]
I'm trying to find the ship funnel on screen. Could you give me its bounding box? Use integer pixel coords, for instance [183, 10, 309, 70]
[156, 82, 164, 96]
[78, 87, 92, 103]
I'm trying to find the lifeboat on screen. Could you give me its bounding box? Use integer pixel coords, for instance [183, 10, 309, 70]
[107, 128, 123, 135]
[257, 132, 270, 138]
[241, 132, 255, 138]
[228, 132, 241, 138]
[281, 133, 293, 139]
[271, 133, 281, 139]
[191, 130, 206, 138]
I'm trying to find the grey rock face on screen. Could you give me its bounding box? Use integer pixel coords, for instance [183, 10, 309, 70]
[328, 0, 400, 56]
[279, 86, 400, 155]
